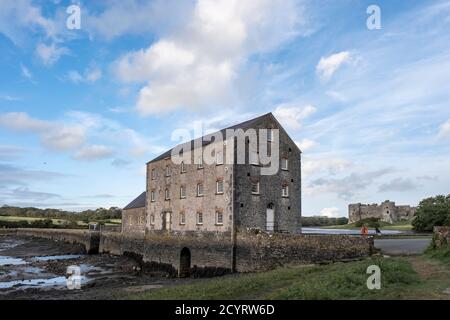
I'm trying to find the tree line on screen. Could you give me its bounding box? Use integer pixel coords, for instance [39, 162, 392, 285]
[0, 205, 122, 223]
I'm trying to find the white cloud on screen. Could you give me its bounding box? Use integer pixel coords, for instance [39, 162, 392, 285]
[437, 119, 450, 139]
[273, 104, 316, 130]
[319, 207, 341, 218]
[302, 157, 352, 177]
[73, 145, 114, 161]
[0, 112, 85, 151]
[306, 168, 395, 200]
[67, 71, 84, 83]
[113, 0, 302, 115]
[378, 177, 417, 192]
[67, 67, 102, 84]
[36, 42, 69, 66]
[296, 138, 317, 151]
[0, 111, 165, 162]
[0, 0, 57, 45]
[20, 63, 32, 79]
[316, 51, 351, 81]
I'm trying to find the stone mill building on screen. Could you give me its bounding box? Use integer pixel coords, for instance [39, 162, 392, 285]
[122, 112, 302, 235]
[107, 113, 373, 277]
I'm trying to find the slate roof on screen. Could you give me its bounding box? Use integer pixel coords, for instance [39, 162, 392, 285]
[123, 191, 146, 210]
[147, 112, 299, 164]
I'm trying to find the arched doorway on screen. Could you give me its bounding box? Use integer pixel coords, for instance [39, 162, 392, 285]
[266, 203, 275, 232]
[179, 247, 191, 277]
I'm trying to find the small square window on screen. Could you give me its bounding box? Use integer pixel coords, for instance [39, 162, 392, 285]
[197, 183, 204, 197]
[281, 158, 289, 170]
[216, 180, 224, 194]
[196, 212, 203, 225]
[282, 185, 289, 197]
[180, 186, 186, 199]
[216, 211, 223, 225]
[251, 181, 260, 195]
[165, 189, 170, 200]
[180, 212, 186, 225]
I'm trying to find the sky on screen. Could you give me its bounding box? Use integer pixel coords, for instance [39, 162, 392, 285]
[0, 0, 449, 217]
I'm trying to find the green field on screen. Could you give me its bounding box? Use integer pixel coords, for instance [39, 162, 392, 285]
[0, 215, 69, 224]
[321, 220, 413, 231]
[130, 249, 450, 300]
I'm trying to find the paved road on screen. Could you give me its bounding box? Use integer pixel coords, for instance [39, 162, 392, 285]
[374, 238, 432, 255]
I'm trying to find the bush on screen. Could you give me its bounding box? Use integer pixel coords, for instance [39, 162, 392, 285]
[355, 217, 381, 228]
[412, 194, 450, 232]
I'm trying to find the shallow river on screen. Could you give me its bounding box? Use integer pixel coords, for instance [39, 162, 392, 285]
[301, 227, 404, 235]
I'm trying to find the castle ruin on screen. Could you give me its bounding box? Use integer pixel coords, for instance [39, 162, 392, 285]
[348, 200, 416, 224]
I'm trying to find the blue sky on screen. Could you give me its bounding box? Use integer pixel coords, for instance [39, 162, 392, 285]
[0, 0, 449, 217]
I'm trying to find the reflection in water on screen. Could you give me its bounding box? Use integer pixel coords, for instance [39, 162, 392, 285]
[32, 255, 83, 262]
[0, 256, 27, 266]
[301, 228, 403, 235]
[0, 276, 87, 290]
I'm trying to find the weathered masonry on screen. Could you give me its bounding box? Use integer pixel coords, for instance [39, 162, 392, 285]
[348, 200, 416, 224]
[99, 230, 374, 277]
[0, 228, 100, 254]
[116, 112, 374, 276]
[122, 112, 302, 235]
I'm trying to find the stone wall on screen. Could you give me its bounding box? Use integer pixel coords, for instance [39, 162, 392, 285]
[146, 145, 233, 233]
[99, 229, 373, 276]
[1, 228, 100, 253]
[3, 228, 373, 277]
[122, 207, 146, 234]
[235, 230, 374, 272]
[233, 116, 302, 234]
[433, 226, 450, 248]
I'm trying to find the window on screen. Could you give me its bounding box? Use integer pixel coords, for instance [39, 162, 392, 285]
[197, 156, 203, 169]
[216, 151, 223, 165]
[196, 212, 203, 225]
[151, 168, 156, 180]
[139, 216, 144, 225]
[281, 158, 289, 170]
[267, 129, 273, 142]
[282, 185, 289, 197]
[197, 183, 204, 197]
[150, 214, 155, 225]
[165, 165, 171, 176]
[180, 186, 186, 199]
[181, 161, 186, 173]
[216, 211, 223, 225]
[165, 188, 170, 200]
[216, 180, 224, 194]
[251, 181, 260, 195]
[180, 212, 186, 225]
[250, 151, 259, 165]
[150, 190, 155, 202]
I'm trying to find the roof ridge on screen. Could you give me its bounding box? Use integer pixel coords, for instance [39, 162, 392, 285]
[147, 112, 275, 164]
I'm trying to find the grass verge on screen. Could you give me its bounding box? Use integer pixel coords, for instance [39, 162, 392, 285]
[129, 256, 450, 300]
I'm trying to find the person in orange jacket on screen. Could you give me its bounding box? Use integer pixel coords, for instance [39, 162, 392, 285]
[360, 224, 369, 236]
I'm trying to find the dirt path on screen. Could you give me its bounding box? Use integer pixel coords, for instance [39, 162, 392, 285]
[409, 256, 450, 299]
